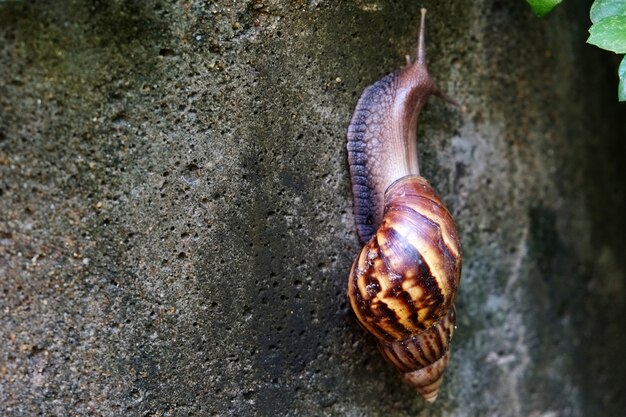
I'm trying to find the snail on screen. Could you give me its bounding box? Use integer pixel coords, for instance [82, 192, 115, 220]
[346, 9, 462, 402]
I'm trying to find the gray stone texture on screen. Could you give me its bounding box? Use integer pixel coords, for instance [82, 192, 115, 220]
[1, 0, 625, 416]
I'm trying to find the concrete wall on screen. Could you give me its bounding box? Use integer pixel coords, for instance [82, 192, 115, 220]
[1, 1, 625, 416]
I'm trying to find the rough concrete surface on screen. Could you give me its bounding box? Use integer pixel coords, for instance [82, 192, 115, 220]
[1, 0, 625, 416]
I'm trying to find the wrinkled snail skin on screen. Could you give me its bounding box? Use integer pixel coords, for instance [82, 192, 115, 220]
[346, 9, 462, 403]
[346, 11, 435, 244]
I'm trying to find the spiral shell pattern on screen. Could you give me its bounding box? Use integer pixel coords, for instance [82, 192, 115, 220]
[348, 175, 461, 402]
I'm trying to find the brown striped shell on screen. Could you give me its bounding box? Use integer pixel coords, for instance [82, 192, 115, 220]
[348, 175, 461, 402]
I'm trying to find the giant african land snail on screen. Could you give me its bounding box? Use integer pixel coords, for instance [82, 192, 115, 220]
[346, 9, 462, 402]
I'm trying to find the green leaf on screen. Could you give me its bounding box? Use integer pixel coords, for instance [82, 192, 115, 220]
[619, 55, 626, 101]
[588, 1, 626, 101]
[587, 16, 626, 53]
[527, 0, 563, 17]
[590, 0, 626, 24]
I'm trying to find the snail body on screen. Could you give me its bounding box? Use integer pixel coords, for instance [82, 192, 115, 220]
[346, 9, 461, 402]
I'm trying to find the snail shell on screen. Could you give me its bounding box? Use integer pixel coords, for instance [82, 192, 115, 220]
[346, 9, 462, 402]
[348, 175, 461, 402]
